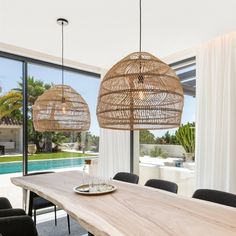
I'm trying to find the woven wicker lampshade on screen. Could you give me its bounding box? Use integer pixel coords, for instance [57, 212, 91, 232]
[33, 85, 90, 132]
[96, 51, 184, 130]
[32, 18, 90, 132]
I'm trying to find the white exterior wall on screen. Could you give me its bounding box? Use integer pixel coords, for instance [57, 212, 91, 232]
[139, 164, 195, 197]
[140, 144, 186, 158]
[0, 126, 22, 152]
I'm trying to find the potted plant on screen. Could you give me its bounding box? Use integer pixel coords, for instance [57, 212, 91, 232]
[175, 122, 195, 162]
[28, 144, 37, 155]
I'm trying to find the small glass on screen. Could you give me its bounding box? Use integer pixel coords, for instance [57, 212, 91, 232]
[99, 178, 108, 192]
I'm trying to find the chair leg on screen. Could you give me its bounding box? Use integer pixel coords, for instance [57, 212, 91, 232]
[33, 209, 36, 225]
[54, 205, 57, 226]
[28, 193, 34, 217]
[67, 214, 71, 234]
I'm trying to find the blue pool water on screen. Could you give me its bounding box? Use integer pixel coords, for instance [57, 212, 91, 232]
[0, 158, 85, 174]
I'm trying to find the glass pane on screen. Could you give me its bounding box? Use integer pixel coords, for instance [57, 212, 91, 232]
[27, 63, 100, 173]
[139, 63, 196, 197]
[0, 57, 23, 207]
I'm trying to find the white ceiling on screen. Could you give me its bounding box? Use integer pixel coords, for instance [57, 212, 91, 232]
[0, 0, 236, 70]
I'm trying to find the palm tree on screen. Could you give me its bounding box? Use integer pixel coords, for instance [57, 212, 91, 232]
[0, 91, 22, 119]
[17, 77, 53, 150]
[17, 76, 51, 106]
[0, 77, 51, 120]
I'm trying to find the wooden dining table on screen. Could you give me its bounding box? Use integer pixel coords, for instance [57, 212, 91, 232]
[11, 170, 236, 236]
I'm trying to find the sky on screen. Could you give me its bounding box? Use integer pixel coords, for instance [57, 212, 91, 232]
[0, 57, 195, 138]
[0, 57, 100, 136]
[150, 95, 195, 137]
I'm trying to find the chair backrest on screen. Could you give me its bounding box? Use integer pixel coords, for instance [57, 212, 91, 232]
[0, 197, 12, 210]
[113, 172, 139, 184]
[192, 189, 236, 208]
[26, 171, 55, 215]
[145, 179, 178, 194]
[0, 215, 38, 236]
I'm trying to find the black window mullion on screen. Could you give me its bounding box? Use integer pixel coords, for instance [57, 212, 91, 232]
[22, 61, 28, 176]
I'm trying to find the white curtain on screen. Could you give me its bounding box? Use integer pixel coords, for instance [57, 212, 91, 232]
[98, 129, 130, 178]
[196, 32, 236, 193]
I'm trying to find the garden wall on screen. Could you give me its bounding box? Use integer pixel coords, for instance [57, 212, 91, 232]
[140, 144, 185, 158]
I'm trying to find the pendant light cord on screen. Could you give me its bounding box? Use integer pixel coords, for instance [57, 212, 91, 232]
[138, 0, 143, 83]
[61, 21, 65, 100]
[139, 0, 142, 53]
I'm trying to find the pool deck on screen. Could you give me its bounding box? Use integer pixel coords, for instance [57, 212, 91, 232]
[0, 153, 22, 157]
[0, 172, 23, 207]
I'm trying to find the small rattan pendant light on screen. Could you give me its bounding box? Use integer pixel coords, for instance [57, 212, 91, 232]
[32, 18, 90, 132]
[97, 0, 184, 130]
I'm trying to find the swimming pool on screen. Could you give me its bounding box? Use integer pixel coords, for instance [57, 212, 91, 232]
[0, 158, 85, 174]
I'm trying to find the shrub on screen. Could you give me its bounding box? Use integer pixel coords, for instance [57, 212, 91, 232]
[175, 122, 195, 153]
[150, 147, 168, 158]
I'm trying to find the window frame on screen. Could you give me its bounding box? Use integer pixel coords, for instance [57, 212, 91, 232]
[0, 51, 101, 175]
[132, 57, 196, 173]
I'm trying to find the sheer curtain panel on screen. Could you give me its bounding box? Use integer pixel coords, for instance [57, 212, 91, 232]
[98, 129, 130, 178]
[196, 32, 236, 193]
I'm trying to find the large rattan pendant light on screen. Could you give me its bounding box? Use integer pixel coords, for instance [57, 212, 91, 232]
[32, 18, 90, 132]
[97, 0, 184, 130]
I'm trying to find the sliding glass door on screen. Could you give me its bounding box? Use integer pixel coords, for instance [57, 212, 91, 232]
[0, 56, 23, 207]
[138, 58, 196, 196]
[0, 52, 100, 207]
[26, 63, 100, 173]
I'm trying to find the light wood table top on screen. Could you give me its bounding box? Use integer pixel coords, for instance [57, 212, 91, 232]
[11, 170, 236, 236]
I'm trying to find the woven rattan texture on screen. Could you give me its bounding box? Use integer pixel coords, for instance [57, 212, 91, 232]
[33, 85, 90, 132]
[97, 52, 184, 130]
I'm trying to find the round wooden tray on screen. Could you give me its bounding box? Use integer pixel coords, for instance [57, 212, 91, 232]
[73, 184, 117, 195]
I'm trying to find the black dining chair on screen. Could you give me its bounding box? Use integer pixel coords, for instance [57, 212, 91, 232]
[145, 179, 178, 194]
[27, 171, 70, 234]
[192, 189, 236, 208]
[0, 197, 12, 209]
[0, 197, 26, 217]
[0, 197, 38, 236]
[113, 172, 139, 184]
